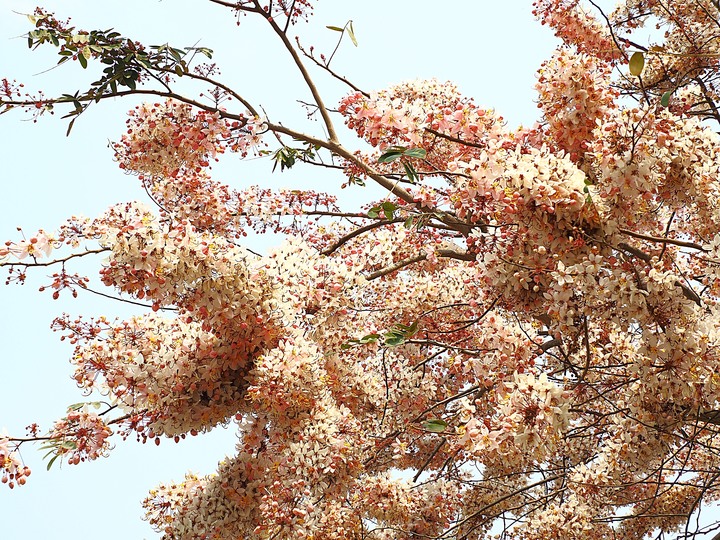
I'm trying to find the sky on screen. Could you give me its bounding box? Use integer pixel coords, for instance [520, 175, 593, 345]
[0, 1, 638, 538]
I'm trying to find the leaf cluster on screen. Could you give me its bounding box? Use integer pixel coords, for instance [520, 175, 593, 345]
[378, 146, 427, 183]
[271, 142, 321, 172]
[341, 320, 419, 349]
[25, 12, 213, 133]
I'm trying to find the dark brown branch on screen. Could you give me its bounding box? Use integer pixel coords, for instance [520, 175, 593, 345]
[540, 338, 563, 352]
[425, 127, 486, 149]
[321, 217, 406, 256]
[619, 228, 707, 252]
[410, 386, 482, 424]
[366, 253, 426, 280]
[412, 437, 447, 483]
[617, 242, 652, 263]
[365, 245, 475, 280]
[405, 339, 489, 356]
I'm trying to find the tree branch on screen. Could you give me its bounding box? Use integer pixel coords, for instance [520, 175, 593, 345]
[257, 1, 339, 142]
[365, 245, 475, 280]
[619, 228, 707, 252]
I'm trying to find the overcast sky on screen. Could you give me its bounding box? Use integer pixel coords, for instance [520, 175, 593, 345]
[0, 2, 577, 538]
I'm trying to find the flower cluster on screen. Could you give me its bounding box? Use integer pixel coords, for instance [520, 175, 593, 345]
[70, 315, 258, 436]
[533, 0, 622, 62]
[339, 79, 505, 172]
[47, 406, 113, 464]
[0, 229, 55, 260]
[611, 0, 720, 92]
[354, 474, 462, 538]
[112, 100, 263, 178]
[459, 372, 570, 464]
[0, 438, 30, 488]
[591, 106, 720, 235]
[9, 2, 720, 538]
[536, 48, 617, 160]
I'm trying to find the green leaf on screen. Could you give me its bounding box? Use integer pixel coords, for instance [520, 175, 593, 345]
[197, 47, 213, 58]
[46, 454, 60, 471]
[367, 206, 380, 219]
[403, 147, 427, 159]
[403, 162, 418, 183]
[272, 147, 298, 173]
[66, 118, 77, 137]
[407, 320, 419, 336]
[347, 21, 358, 47]
[68, 401, 102, 411]
[403, 217, 414, 229]
[384, 332, 405, 346]
[381, 201, 397, 220]
[135, 55, 152, 69]
[77, 52, 88, 69]
[359, 333, 380, 344]
[422, 418, 448, 433]
[169, 47, 184, 61]
[326, 25, 344, 32]
[661, 91, 672, 108]
[629, 51, 644, 76]
[378, 147, 405, 163]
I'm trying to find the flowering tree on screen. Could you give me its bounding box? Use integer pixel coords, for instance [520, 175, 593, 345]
[3, 1, 720, 538]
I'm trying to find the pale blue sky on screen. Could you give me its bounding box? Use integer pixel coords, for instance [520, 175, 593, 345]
[0, 2, 575, 538]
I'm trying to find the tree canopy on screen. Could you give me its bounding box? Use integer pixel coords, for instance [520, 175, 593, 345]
[4, 1, 720, 538]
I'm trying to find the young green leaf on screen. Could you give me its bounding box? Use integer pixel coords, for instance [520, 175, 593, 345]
[378, 147, 405, 163]
[403, 147, 427, 159]
[422, 418, 448, 433]
[46, 454, 60, 471]
[629, 51, 644, 76]
[403, 162, 419, 183]
[359, 333, 380, 344]
[347, 21, 358, 47]
[407, 320, 419, 336]
[381, 201, 397, 220]
[661, 91, 672, 107]
[65, 117, 77, 137]
[384, 334, 406, 346]
[349, 176, 365, 187]
[326, 25, 344, 32]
